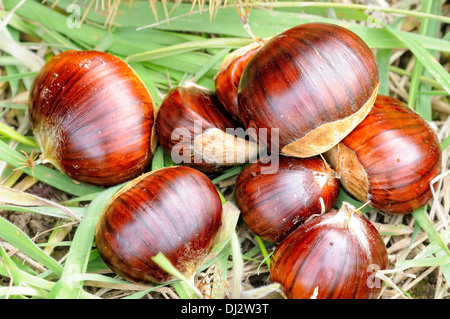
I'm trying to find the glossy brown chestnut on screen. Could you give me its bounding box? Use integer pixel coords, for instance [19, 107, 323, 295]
[215, 42, 261, 121]
[156, 83, 259, 172]
[29, 50, 156, 186]
[234, 156, 339, 243]
[95, 166, 223, 284]
[270, 202, 388, 299]
[325, 95, 442, 214]
[238, 22, 379, 158]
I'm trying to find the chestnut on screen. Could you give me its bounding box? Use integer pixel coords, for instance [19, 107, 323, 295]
[156, 83, 259, 172]
[238, 22, 379, 158]
[214, 42, 261, 121]
[324, 95, 442, 214]
[29, 50, 156, 186]
[95, 166, 223, 284]
[270, 202, 389, 299]
[234, 156, 339, 243]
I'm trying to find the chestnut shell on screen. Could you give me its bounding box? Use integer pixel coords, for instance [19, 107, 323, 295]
[215, 42, 261, 121]
[156, 84, 243, 172]
[234, 156, 339, 243]
[325, 95, 442, 214]
[270, 205, 388, 299]
[95, 166, 223, 284]
[238, 23, 379, 158]
[29, 50, 156, 186]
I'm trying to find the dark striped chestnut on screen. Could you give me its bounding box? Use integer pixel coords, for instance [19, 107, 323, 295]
[234, 156, 340, 243]
[270, 202, 388, 299]
[238, 22, 379, 158]
[29, 50, 156, 186]
[215, 42, 261, 121]
[95, 166, 223, 284]
[325, 95, 442, 214]
[156, 83, 259, 172]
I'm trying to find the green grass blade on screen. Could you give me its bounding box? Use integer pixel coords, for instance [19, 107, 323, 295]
[230, 231, 243, 299]
[0, 242, 26, 286]
[122, 284, 169, 299]
[412, 206, 450, 257]
[376, 49, 392, 96]
[192, 47, 230, 83]
[337, 189, 373, 213]
[0, 216, 63, 276]
[0, 122, 39, 148]
[2, 0, 105, 48]
[125, 38, 252, 63]
[0, 205, 86, 220]
[408, 0, 442, 120]
[0, 140, 102, 197]
[48, 184, 123, 299]
[389, 65, 443, 89]
[255, 236, 271, 269]
[0, 71, 37, 82]
[0, 257, 55, 292]
[0, 185, 82, 221]
[151, 146, 165, 171]
[441, 135, 450, 151]
[375, 17, 405, 96]
[381, 22, 450, 96]
[255, 2, 450, 25]
[396, 255, 450, 268]
[0, 286, 48, 299]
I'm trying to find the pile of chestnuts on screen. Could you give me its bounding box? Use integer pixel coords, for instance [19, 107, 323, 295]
[28, 22, 442, 299]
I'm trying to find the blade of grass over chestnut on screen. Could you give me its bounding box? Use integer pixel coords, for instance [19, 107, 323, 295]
[152, 252, 202, 299]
